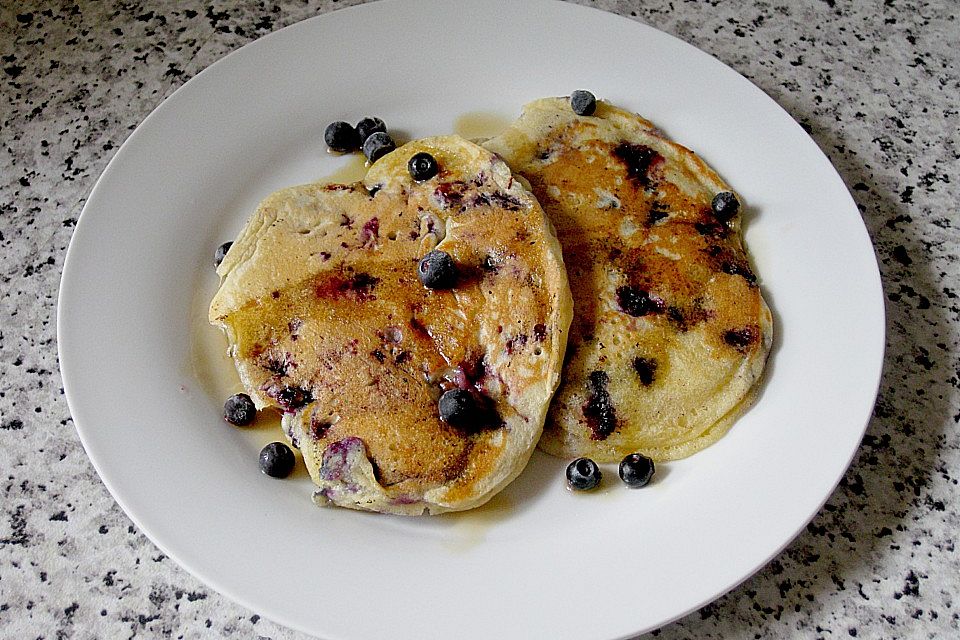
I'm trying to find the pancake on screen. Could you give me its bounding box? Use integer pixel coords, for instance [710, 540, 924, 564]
[209, 136, 572, 514]
[484, 97, 772, 462]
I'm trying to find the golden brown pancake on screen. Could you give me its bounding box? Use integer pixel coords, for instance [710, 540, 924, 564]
[484, 97, 772, 462]
[210, 136, 572, 514]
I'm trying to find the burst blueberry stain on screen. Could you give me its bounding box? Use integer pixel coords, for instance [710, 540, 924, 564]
[360, 217, 379, 247]
[616, 285, 663, 317]
[583, 370, 617, 439]
[647, 207, 669, 225]
[533, 323, 547, 341]
[612, 142, 661, 187]
[723, 327, 757, 351]
[694, 220, 729, 238]
[270, 386, 313, 412]
[632, 357, 657, 386]
[721, 261, 758, 285]
[310, 414, 332, 439]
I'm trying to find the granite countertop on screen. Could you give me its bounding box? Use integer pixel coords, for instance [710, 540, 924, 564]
[2, 0, 957, 637]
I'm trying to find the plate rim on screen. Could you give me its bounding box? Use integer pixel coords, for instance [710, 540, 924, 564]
[57, 1, 886, 637]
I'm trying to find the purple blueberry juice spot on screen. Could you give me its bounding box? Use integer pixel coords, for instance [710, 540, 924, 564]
[505, 333, 528, 355]
[408, 316, 432, 341]
[360, 217, 379, 248]
[315, 272, 380, 302]
[319, 437, 366, 482]
[612, 142, 662, 187]
[468, 191, 524, 211]
[460, 357, 486, 388]
[616, 286, 664, 317]
[535, 144, 559, 162]
[482, 254, 500, 273]
[447, 367, 470, 390]
[666, 303, 711, 332]
[288, 318, 303, 340]
[721, 261, 758, 285]
[310, 414, 332, 440]
[694, 220, 729, 238]
[648, 204, 669, 225]
[583, 370, 617, 440]
[533, 323, 547, 342]
[633, 357, 657, 386]
[320, 251, 331, 261]
[264, 385, 313, 413]
[667, 306, 688, 332]
[724, 326, 758, 352]
[432, 181, 468, 209]
[262, 351, 295, 377]
[371, 349, 386, 363]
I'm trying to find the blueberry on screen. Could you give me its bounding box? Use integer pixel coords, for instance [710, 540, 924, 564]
[619, 453, 655, 488]
[259, 442, 296, 478]
[214, 241, 232, 268]
[417, 250, 457, 289]
[408, 152, 439, 182]
[566, 457, 601, 491]
[324, 121, 360, 153]
[223, 393, 256, 426]
[356, 117, 386, 143]
[362, 131, 396, 163]
[711, 191, 740, 222]
[570, 90, 597, 116]
[616, 286, 662, 318]
[438, 389, 476, 428]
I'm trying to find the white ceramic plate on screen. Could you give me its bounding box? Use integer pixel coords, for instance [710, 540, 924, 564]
[58, 1, 884, 638]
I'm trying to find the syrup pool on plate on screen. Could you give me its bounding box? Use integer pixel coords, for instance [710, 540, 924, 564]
[453, 111, 512, 140]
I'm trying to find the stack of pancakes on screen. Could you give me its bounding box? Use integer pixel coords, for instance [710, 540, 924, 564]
[209, 98, 771, 515]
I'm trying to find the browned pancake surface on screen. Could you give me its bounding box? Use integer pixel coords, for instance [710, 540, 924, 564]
[210, 136, 571, 513]
[485, 98, 772, 461]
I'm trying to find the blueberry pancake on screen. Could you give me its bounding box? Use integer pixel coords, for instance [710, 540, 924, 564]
[209, 136, 572, 514]
[484, 97, 772, 462]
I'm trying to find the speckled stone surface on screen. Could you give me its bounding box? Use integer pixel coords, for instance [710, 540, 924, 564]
[1, 0, 957, 638]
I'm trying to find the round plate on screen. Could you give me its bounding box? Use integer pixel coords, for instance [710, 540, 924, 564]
[57, 1, 884, 638]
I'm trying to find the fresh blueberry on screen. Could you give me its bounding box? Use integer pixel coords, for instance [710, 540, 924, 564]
[438, 389, 476, 428]
[417, 250, 457, 289]
[570, 90, 597, 116]
[362, 131, 396, 163]
[566, 457, 602, 491]
[259, 442, 295, 478]
[223, 393, 256, 426]
[324, 121, 360, 153]
[618, 453, 655, 487]
[408, 152, 439, 182]
[214, 241, 232, 268]
[356, 116, 386, 143]
[711, 191, 740, 222]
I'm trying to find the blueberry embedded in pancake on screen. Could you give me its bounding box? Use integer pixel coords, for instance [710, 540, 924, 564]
[209, 136, 572, 514]
[484, 98, 772, 462]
